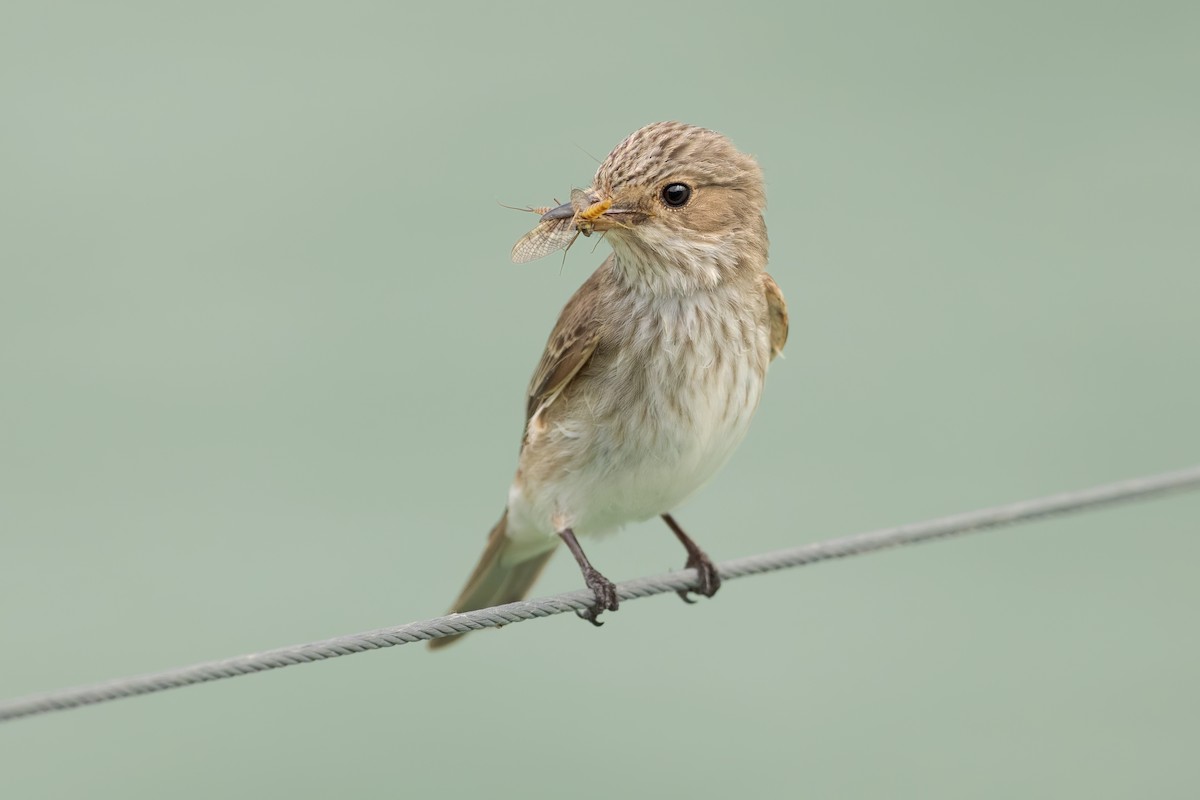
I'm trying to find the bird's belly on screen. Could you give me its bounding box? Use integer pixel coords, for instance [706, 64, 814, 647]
[584, 399, 757, 528]
[508, 341, 765, 542]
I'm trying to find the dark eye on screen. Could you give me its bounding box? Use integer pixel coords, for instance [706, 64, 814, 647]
[661, 183, 691, 207]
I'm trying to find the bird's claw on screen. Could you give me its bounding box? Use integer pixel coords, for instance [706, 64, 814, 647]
[676, 551, 721, 604]
[576, 568, 619, 626]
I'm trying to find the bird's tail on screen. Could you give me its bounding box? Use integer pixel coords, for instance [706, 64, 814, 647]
[428, 511, 556, 650]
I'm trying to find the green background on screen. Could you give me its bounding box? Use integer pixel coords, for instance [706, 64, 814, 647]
[3, 2, 1198, 797]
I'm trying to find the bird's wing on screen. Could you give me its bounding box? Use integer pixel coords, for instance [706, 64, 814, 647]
[762, 272, 789, 360]
[525, 271, 604, 425]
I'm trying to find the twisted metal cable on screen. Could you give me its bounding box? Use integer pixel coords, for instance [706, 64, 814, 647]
[2, 465, 1198, 723]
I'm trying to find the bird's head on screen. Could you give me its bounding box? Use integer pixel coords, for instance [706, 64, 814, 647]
[540, 122, 768, 294]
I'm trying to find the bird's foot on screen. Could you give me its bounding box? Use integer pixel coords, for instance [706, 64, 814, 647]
[676, 549, 721, 604]
[576, 567, 620, 626]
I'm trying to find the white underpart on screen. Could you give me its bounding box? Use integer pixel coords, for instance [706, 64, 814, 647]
[612, 224, 741, 296]
[505, 241, 768, 561]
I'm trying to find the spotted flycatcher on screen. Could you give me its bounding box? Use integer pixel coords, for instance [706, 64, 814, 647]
[432, 122, 788, 647]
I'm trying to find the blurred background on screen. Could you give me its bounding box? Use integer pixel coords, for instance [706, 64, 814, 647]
[2, 2, 1198, 797]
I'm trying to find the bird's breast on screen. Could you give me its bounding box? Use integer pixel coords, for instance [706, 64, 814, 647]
[610, 289, 768, 477]
[511, 282, 771, 538]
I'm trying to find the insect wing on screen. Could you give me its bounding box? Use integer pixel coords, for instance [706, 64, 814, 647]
[569, 187, 592, 211]
[511, 217, 578, 264]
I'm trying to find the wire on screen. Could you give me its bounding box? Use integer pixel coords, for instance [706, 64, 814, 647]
[2, 465, 1198, 723]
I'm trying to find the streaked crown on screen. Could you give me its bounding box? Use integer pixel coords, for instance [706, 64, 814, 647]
[595, 121, 764, 206]
[589, 122, 768, 293]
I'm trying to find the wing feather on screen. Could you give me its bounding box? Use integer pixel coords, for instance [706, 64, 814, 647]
[525, 270, 605, 424]
[762, 272, 789, 360]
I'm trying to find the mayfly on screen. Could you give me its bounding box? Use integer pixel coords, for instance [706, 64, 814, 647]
[509, 188, 610, 264]
[571, 188, 612, 236]
[510, 210, 579, 264]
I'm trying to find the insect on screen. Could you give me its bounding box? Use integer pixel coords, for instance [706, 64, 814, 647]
[508, 188, 620, 264]
[510, 211, 579, 264]
[572, 189, 612, 237]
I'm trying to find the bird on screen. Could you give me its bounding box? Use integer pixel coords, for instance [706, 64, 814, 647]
[431, 121, 788, 648]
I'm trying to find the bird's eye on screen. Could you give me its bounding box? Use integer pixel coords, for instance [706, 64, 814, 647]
[661, 183, 692, 207]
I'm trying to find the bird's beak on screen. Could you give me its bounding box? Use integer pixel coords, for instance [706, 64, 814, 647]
[539, 202, 575, 222]
[540, 190, 641, 233]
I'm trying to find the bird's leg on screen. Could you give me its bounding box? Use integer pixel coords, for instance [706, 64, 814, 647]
[661, 513, 721, 603]
[558, 528, 619, 626]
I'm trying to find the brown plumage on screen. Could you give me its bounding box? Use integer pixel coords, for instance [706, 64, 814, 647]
[431, 122, 787, 648]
